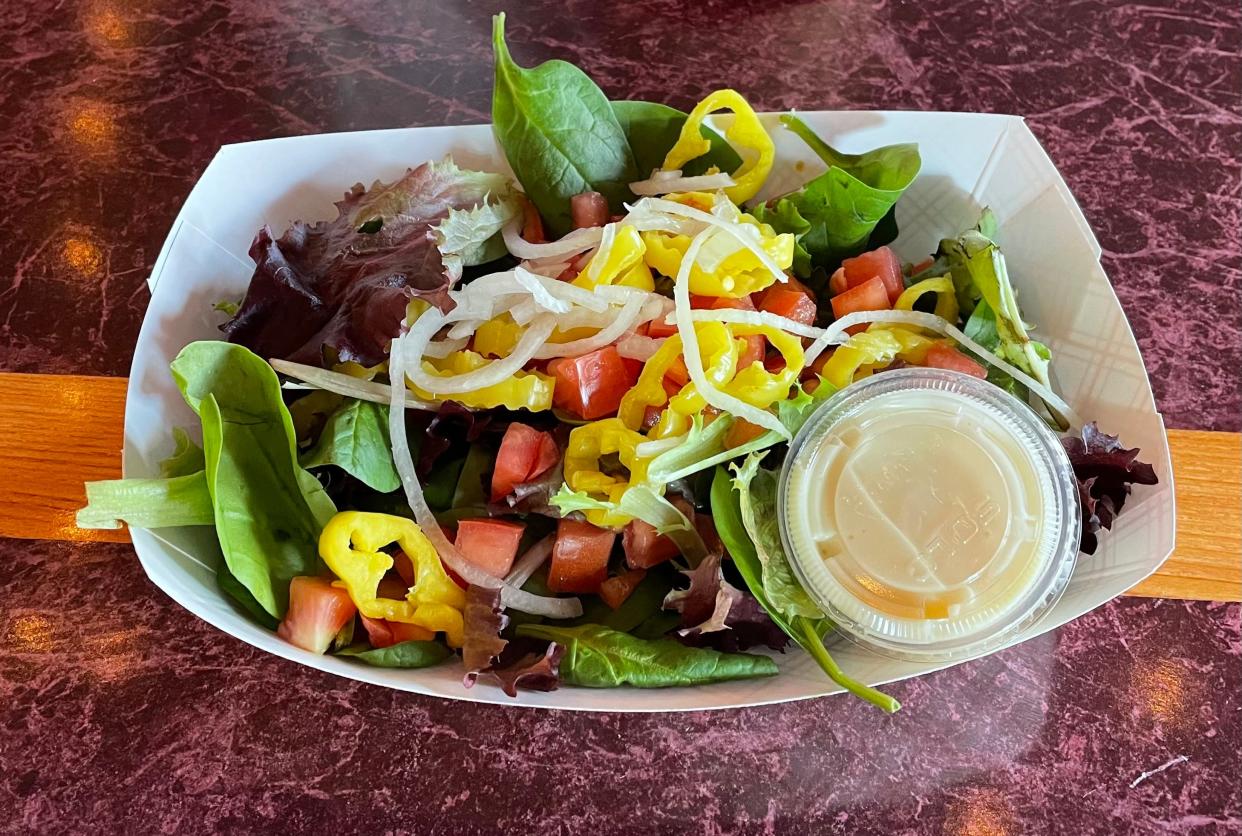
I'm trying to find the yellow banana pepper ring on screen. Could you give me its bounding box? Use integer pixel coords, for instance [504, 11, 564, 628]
[574, 225, 653, 291]
[821, 329, 904, 389]
[662, 89, 775, 204]
[409, 350, 554, 411]
[319, 511, 466, 647]
[721, 325, 804, 408]
[895, 276, 960, 323]
[563, 419, 654, 527]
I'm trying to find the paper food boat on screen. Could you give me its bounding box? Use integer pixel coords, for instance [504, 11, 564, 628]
[124, 112, 1175, 711]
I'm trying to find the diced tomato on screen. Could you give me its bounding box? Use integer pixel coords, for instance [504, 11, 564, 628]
[841, 246, 904, 303]
[757, 277, 817, 327]
[645, 317, 679, 338]
[691, 294, 756, 311]
[521, 198, 546, 244]
[492, 423, 559, 502]
[549, 346, 637, 420]
[570, 191, 609, 229]
[622, 496, 694, 569]
[621, 357, 645, 381]
[454, 518, 526, 578]
[737, 333, 767, 370]
[622, 519, 680, 569]
[548, 519, 615, 593]
[391, 550, 417, 587]
[665, 355, 690, 388]
[923, 344, 988, 379]
[830, 276, 889, 333]
[360, 615, 435, 649]
[599, 569, 648, 610]
[277, 576, 357, 654]
[828, 267, 849, 296]
[724, 419, 766, 449]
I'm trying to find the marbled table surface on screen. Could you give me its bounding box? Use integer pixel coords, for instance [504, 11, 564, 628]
[1, 1, 1238, 833]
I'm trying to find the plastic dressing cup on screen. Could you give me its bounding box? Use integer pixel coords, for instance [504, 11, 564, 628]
[778, 368, 1081, 662]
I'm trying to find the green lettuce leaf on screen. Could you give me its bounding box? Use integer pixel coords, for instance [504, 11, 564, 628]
[160, 427, 205, 478]
[752, 115, 920, 276]
[550, 484, 707, 564]
[77, 471, 214, 530]
[645, 382, 834, 486]
[173, 341, 337, 618]
[939, 210, 1061, 426]
[515, 623, 777, 687]
[433, 190, 521, 281]
[300, 398, 400, 493]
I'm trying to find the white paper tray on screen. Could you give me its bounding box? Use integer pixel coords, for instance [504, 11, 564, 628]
[123, 112, 1175, 711]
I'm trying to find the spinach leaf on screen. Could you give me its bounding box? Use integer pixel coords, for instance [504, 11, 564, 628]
[492, 13, 638, 235]
[611, 100, 741, 179]
[753, 115, 920, 277]
[711, 464, 900, 712]
[171, 341, 336, 618]
[336, 640, 452, 669]
[77, 471, 215, 530]
[300, 398, 400, 493]
[516, 623, 777, 687]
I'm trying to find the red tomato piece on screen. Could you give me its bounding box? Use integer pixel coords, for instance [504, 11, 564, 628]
[737, 333, 766, 370]
[277, 576, 357, 654]
[599, 569, 648, 610]
[549, 346, 637, 420]
[828, 267, 849, 296]
[841, 246, 904, 303]
[454, 518, 527, 578]
[665, 355, 690, 388]
[724, 419, 766, 450]
[391, 550, 417, 587]
[757, 276, 817, 327]
[360, 615, 435, 649]
[644, 317, 679, 338]
[491, 423, 559, 502]
[830, 276, 890, 331]
[548, 519, 615, 593]
[521, 198, 546, 244]
[621, 356, 645, 381]
[622, 519, 680, 569]
[923, 344, 988, 379]
[570, 191, 609, 229]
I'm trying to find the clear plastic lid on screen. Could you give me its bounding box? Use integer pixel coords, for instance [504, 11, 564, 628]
[778, 368, 1081, 662]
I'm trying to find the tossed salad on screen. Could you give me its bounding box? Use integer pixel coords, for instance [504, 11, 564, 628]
[81, 15, 1156, 711]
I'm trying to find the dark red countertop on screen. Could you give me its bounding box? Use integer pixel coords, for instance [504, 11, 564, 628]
[1, 1, 1239, 833]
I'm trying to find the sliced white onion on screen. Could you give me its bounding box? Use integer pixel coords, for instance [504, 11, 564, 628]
[516, 268, 613, 312]
[502, 219, 603, 260]
[688, 308, 825, 339]
[629, 172, 736, 196]
[532, 294, 646, 359]
[504, 535, 555, 588]
[673, 230, 789, 438]
[387, 330, 582, 619]
[446, 320, 484, 340]
[404, 309, 556, 395]
[583, 222, 617, 284]
[804, 309, 1081, 425]
[616, 332, 666, 361]
[270, 359, 443, 411]
[635, 435, 685, 458]
[422, 336, 469, 359]
[513, 267, 573, 314]
[636, 197, 788, 285]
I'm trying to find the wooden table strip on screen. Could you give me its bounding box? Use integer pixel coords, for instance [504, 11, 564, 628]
[1, 373, 1238, 601]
